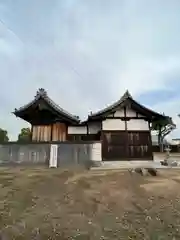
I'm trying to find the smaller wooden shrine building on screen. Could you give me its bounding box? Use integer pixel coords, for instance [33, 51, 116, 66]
[13, 88, 171, 161]
[13, 88, 80, 142]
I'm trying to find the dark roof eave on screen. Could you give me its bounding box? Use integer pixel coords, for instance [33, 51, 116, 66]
[89, 98, 168, 120]
[88, 113, 169, 122]
[13, 111, 80, 125]
[13, 88, 80, 123]
[13, 111, 23, 118]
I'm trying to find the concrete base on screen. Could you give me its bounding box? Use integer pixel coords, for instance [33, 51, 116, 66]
[91, 153, 180, 170]
[91, 160, 180, 170]
[91, 160, 156, 170]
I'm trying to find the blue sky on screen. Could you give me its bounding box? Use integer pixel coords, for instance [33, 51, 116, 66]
[0, 0, 180, 140]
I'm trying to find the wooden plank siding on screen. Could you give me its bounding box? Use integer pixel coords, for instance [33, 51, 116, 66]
[32, 123, 67, 142]
[52, 123, 67, 141]
[32, 125, 51, 142]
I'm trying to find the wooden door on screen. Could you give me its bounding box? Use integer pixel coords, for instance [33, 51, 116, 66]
[102, 131, 128, 160]
[102, 131, 153, 161]
[127, 131, 152, 160]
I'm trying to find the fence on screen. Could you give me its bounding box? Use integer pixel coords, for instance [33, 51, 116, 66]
[0, 141, 101, 167]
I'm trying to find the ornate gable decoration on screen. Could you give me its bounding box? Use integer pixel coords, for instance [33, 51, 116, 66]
[35, 88, 47, 99]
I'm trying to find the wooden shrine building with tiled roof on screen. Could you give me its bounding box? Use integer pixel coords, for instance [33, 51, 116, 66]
[13, 88, 80, 142]
[13, 88, 172, 161]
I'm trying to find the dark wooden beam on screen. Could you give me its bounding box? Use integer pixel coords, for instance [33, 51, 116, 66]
[67, 133, 100, 141]
[50, 124, 53, 141]
[148, 121, 150, 130]
[30, 125, 33, 141]
[87, 123, 89, 135]
[106, 116, 149, 121]
[124, 107, 127, 130]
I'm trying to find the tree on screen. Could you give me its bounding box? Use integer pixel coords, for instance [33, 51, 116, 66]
[151, 116, 176, 151]
[0, 128, 9, 142]
[18, 128, 31, 142]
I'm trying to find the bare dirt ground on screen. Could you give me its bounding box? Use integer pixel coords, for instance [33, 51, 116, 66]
[0, 167, 180, 239]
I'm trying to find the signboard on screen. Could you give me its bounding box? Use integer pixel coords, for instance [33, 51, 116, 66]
[49, 144, 58, 168]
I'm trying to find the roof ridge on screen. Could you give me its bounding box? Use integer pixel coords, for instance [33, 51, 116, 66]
[120, 90, 132, 101]
[89, 90, 132, 117]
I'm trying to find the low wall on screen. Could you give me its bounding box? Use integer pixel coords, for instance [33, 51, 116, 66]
[56, 142, 102, 167]
[153, 152, 166, 162]
[0, 141, 102, 167]
[3, 142, 180, 167]
[153, 152, 180, 162]
[0, 143, 50, 165]
[152, 145, 180, 153]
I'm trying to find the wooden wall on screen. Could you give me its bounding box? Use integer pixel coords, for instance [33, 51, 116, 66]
[32, 123, 67, 142]
[32, 125, 51, 142]
[52, 123, 66, 141]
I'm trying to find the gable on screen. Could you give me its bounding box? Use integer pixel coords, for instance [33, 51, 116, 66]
[126, 107, 137, 117]
[126, 106, 146, 118]
[106, 106, 146, 118]
[88, 90, 169, 122]
[114, 109, 124, 117]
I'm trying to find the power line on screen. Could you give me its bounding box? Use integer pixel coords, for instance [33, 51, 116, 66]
[0, 17, 23, 43]
[61, 56, 87, 82]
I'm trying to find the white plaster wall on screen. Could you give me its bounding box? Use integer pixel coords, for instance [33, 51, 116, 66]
[88, 122, 101, 134]
[114, 109, 124, 117]
[127, 119, 149, 131]
[91, 143, 102, 161]
[102, 119, 125, 130]
[126, 108, 137, 117]
[68, 126, 87, 134]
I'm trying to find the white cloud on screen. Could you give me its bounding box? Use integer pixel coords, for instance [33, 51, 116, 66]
[113, 57, 180, 97]
[0, 0, 180, 140]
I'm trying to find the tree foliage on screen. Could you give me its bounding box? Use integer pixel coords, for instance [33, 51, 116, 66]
[151, 117, 176, 150]
[0, 128, 9, 142]
[18, 128, 31, 142]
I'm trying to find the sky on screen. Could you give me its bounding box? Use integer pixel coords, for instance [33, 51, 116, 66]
[0, 0, 180, 140]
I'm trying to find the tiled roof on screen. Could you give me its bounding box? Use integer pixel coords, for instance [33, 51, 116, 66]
[13, 88, 80, 123]
[88, 90, 168, 119]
